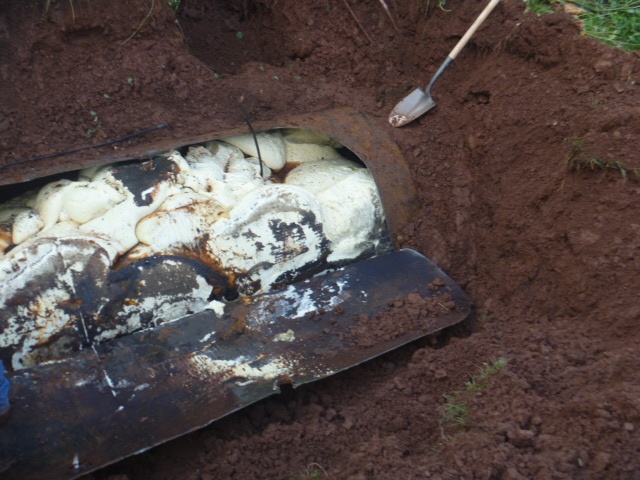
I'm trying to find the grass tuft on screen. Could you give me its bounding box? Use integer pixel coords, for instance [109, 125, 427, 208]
[566, 138, 640, 179]
[43, 0, 75, 21]
[441, 394, 470, 428]
[525, 0, 557, 14]
[301, 463, 328, 479]
[440, 358, 508, 436]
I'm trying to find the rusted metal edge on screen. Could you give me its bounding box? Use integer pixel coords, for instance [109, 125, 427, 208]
[0, 108, 418, 242]
[0, 249, 470, 479]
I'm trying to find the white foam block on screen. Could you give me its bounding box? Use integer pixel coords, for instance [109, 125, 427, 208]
[285, 158, 362, 194]
[208, 184, 327, 295]
[222, 131, 286, 171]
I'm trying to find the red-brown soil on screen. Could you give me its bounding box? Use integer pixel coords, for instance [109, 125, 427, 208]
[1, 0, 639, 478]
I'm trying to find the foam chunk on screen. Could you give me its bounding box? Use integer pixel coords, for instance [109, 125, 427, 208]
[283, 131, 344, 164]
[33, 179, 73, 230]
[317, 169, 386, 263]
[61, 181, 124, 224]
[285, 158, 362, 194]
[136, 195, 227, 251]
[12, 209, 44, 244]
[208, 184, 328, 295]
[222, 130, 286, 171]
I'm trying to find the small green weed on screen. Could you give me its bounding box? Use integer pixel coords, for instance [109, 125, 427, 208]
[438, 0, 452, 12]
[87, 110, 102, 136]
[440, 358, 508, 436]
[167, 0, 181, 13]
[441, 394, 469, 428]
[44, 0, 75, 21]
[465, 358, 507, 392]
[525, 0, 557, 14]
[301, 463, 328, 479]
[566, 138, 639, 179]
[122, 0, 155, 46]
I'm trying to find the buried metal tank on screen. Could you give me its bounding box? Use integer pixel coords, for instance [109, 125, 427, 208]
[0, 109, 470, 479]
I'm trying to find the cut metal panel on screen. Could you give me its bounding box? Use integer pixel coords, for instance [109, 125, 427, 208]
[0, 109, 417, 243]
[0, 249, 470, 479]
[0, 110, 451, 479]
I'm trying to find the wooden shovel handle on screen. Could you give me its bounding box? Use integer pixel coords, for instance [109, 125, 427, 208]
[449, 0, 501, 60]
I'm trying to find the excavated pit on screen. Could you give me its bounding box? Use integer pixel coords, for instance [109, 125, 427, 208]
[1, 0, 639, 478]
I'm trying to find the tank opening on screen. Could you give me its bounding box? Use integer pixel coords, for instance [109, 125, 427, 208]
[0, 127, 392, 371]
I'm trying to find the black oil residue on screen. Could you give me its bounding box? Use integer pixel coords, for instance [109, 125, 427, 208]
[110, 156, 178, 206]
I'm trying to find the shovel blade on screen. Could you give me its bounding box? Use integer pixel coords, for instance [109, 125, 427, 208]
[388, 88, 436, 127]
[0, 249, 470, 480]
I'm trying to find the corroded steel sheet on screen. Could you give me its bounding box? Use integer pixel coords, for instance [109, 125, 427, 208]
[0, 249, 470, 479]
[0, 110, 454, 479]
[0, 109, 417, 240]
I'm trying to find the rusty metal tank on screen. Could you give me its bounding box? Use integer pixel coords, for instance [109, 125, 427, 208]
[0, 109, 470, 479]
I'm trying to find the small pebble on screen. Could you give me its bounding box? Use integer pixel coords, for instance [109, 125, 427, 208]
[325, 408, 337, 421]
[507, 427, 535, 448]
[434, 368, 448, 380]
[592, 451, 611, 472]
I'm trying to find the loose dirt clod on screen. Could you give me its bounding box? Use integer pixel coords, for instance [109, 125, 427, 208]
[350, 293, 456, 348]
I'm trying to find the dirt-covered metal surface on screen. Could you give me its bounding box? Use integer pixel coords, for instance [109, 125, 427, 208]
[0, 105, 459, 479]
[0, 249, 469, 479]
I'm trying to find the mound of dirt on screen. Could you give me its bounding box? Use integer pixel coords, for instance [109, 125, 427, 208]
[1, 0, 639, 478]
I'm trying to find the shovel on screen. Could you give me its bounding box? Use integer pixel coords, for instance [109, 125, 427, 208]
[389, 0, 501, 127]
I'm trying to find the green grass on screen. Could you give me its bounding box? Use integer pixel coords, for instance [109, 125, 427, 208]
[524, 0, 640, 51]
[580, 0, 640, 51]
[464, 358, 508, 391]
[440, 358, 508, 435]
[526, 0, 557, 14]
[87, 110, 102, 136]
[441, 394, 470, 429]
[300, 463, 328, 479]
[566, 138, 640, 179]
